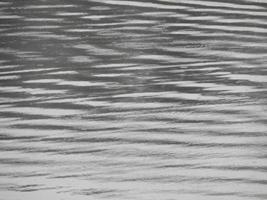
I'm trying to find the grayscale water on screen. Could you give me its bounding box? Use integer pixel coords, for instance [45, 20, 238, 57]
[0, 0, 267, 199]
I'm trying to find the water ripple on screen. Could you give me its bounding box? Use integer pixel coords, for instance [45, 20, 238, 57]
[0, 0, 267, 200]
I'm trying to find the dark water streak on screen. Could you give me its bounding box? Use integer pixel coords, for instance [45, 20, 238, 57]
[0, 0, 267, 199]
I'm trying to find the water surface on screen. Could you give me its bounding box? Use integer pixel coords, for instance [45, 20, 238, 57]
[0, 0, 267, 199]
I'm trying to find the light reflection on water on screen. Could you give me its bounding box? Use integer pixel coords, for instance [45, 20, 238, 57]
[0, 0, 267, 199]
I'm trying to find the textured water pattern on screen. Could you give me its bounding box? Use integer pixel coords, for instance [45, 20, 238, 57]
[0, 0, 267, 199]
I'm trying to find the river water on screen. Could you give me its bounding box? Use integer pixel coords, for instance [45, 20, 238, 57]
[0, 0, 267, 199]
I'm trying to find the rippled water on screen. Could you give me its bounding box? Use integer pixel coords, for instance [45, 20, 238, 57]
[0, 0, 267, 199]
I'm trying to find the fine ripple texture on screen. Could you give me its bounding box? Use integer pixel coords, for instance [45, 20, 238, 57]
[0, 0, 267, 200]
